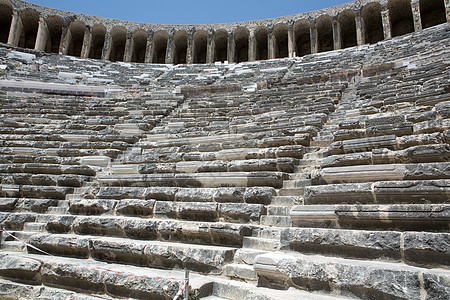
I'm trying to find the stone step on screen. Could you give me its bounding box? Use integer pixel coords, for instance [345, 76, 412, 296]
[23, 222, 46, 232]
[260, 215, 292, 227]
[254, 252, 450, 299]
[283, 180, 311, 189]
[224, 263, 257, 281]
[267, 206, 290, 215]
[270, 196, 302, 206]
[277, 188, 303, 197]
[243, 237, 280, 251]
[46, 207, 68, 214]
[0, 241, 26, 252]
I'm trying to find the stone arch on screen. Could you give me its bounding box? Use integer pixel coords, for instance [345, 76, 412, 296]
[234, 27, 249, 63]
[420, 0, 447, 29]
[254, 26, 268, 61]
[89, 24, 106, 59]
[0, 0, 13, 44]
[214, 29, 228, 63]
[362, 2, 384, 44]
[388, 0, 414, 37]
[316, 15, 333, 53]
[274, 23, 288, 58]
[131, 29, 147, 63]
[338, 10, 357, 48]
[67, 20, 85, 57]
[294, 19, 311, 57]
[109, 26, 127, 62]
[173, 30, 187, 64]
[45, 16, 63, 53]
[193, 30, 208, 64]
[152, 30, 168, 64]
[18, 8, 39, 49]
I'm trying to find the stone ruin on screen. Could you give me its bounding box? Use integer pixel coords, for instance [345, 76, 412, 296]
[0, 0, 449, 299]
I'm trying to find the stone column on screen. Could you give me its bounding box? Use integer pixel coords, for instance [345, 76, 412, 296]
[187, 27, 195, 64]
[101, 32, 112, 61]
[206, 28, 214, 64]
[310, 19, 318, 54]
[381, 5, 392, 40]
[165, 29, 175, 64]
[58, 27, 68, 54]
[287, 20, 295, 58]
[332, 15, 341, 50]
[145, 30, 153, 63]
[123, 31, 133, 62]
[248, 30, 256, 62]
[268, 23, 275, 59]
[411, 0, 422, 31]
[355, 9, 365, 46]
[446, 0, 450, 22]
[227, 30, 235, 63]
[34, 18, 48, 51]
[81, 26, 92, 58]
[8, 10, 22, 46]
[61, 27, 72, 55]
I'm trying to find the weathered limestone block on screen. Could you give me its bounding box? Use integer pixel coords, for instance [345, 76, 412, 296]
[90, 237, 148, 266]
[0, 198, 18, 211]
[22, 198, 58, 213]
[21, 185, 73, 199]
[28, 234, 90, 258]
[123, 218, 159, 240]
[403, 232, 450, 268]
[2, 213, 36, 230]
[313, 162, 450, 184]
[414, 119, 450, 134]
[96, 187, 146, 200]
[178, 202, 218, 221]
[219, 203, 265, 223]
[115, 199, 155, 217]
[244, 187, 276, 205]
[73, 217, 125, 237]
[0, 253, 42, 284]
[80, 156, 111, 167]
[397, 132, 444, 149]
[69, 200, 117, 215]
[326, 135, 397, 155]
[175, 188, 216, 202]
[334, 129, 366, 141]
[214, 187, 245, 203]
[45, 215, 76, 233]
[254, 252, 441, 299]
[281, 228, 402, 260]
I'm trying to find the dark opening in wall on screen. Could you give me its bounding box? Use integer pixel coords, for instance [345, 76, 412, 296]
[255, 27, 268, 60]
[317, 15, 333, 52]
[131, 30, 147, 63]
[388, 0, 414, 37]
[89, 24, 106, 59]
[45, 16, 63, 53]
[152, 30, 168, 64]
[339, 10, 357, 48]
[19, 8, 39, 49]
[274, 23, 288, 58]
[174, 30, 187, 64]
[0, 0, 13, 44]
[67, 20, 85, 57]
[194, 30, 207, 64]
[110, 26, 126, 62]
[420, 0, 447, 29]
[294, 19, 311, 57]
[214, 29, 228, 62]
[362, 2, 384, 44]
[234, 27, 249, 63]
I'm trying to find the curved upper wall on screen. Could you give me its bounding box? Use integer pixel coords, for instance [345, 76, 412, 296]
[1, 0, 449, 64]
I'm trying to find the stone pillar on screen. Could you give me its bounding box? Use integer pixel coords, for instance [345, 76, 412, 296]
[8, 10, 22, 46]
[355, 9, 365, 46]
[411, 0, 422, 31]
[123, 31, 133, 62]
[310, 19, 318, 54]
[287, 20, 295, 58]
[145, 30, 153, 63]
[381, 5, 392, 39]
[34, 18, 48, 51]
[81, 26, 92, 58]
[332, 15, 341, 50]
[206, 28, 214, 64]
[446, 0, 450, 22]
[227, 30, 235, 63]
[61, 27, 72, 55]
[248, 30, 256, 62]
[268, 23, 275, 59]
[187, 27, 195, 64]
[165, 29, 175, 64]
[101, 32, 112, 61]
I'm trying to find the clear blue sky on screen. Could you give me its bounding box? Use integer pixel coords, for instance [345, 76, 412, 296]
[27, 0, 351, 25]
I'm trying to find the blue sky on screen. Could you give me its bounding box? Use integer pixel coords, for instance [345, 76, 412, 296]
[27, 0, 351, 25]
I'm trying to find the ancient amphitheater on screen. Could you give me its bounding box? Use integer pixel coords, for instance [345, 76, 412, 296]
[0, 0, 449, 299]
